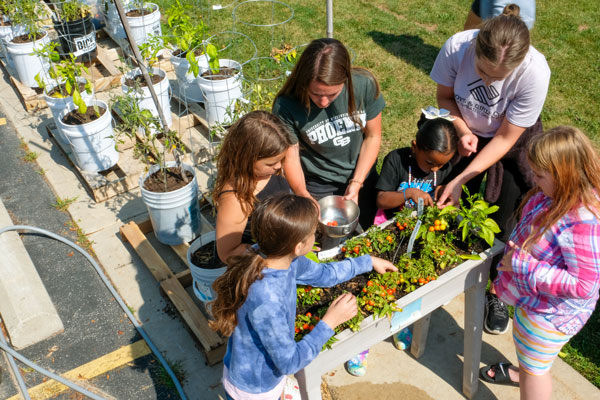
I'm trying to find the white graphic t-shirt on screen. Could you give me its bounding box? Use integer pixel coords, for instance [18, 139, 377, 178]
[430, 29, 550, 138]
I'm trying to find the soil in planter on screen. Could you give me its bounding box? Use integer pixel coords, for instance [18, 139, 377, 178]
[190, 242, 225, 270]
[172, 48, 204, 58]
[126, 8, 154, 17]
[11, 32, 45, 44]
[0, 20, 11, 27]
[124, 73, 163, 88]
[201, 67, 238, 81]
[143, 166, 193, 193]
[61, 105, 106, 125]
[48, 81, 88, 98]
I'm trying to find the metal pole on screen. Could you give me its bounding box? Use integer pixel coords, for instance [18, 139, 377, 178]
[326, 0, 333, 38]
[112, 0, 170, 132]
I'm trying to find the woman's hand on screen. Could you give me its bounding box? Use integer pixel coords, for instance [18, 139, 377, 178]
[371, 256, 398, 274]
[343, 181, 361, 204]
[321, 292, 357, 329]
[458, 132, 478, 157]
[405, 187, 434, 207]
[436, 178, 463, 207]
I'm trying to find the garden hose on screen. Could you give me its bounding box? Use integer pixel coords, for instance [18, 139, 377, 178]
[0, 225, 188, 400]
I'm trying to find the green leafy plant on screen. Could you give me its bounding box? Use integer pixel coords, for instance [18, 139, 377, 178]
[205, 43, 220, 74]
[165, 0, 207, 77]
[357, 272, 403, 318]
[441, 185, 501, 247]
[10, 0, 48, 39]
[111, 90, 186, 191]
[53, 0, 90, 22]
[296, 285, 323, 308]
[34, 41, 93, 114]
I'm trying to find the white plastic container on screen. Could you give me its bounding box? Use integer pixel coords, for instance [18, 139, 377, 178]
[198, 59, 243, 126]
[170, 52, 209, 103]
[140, 162, 201, 245]
[121, 67, 172, 133]
[57, 99, 119, 172]
[126, 2, 161, 46]
[5, 30, 50, 88]
[44, 78, 94, 146]
[187, 231, 226, 302]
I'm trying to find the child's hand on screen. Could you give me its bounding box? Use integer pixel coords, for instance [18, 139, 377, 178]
[498, 241, 526, 272]
[321, 293, 357, 329]
[371, 256, 398, 274]
[405, 187, 433, 206]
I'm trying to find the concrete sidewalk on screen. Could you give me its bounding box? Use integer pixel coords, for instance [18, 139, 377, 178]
[0, 69, 598, 400]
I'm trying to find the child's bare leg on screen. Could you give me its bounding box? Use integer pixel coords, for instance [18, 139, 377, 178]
[519, 368, 552, 400]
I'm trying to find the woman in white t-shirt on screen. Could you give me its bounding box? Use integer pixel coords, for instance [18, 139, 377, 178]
[431, 4, 550, 335]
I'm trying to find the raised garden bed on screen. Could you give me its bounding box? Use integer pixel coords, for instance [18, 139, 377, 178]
[294, 195, 504, 399]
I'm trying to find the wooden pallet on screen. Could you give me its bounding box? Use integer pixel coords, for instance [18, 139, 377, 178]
[46, 122, 145, 202]
[119, 219, 227, 366]
[0, 35, 125, 112]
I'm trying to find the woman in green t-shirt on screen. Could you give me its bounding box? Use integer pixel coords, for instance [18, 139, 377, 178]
[273, 38, 385, 228]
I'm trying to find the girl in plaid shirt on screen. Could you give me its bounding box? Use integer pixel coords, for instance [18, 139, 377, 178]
[480, 126, 600, 399]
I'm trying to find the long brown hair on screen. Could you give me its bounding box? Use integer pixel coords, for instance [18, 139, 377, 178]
[209, 194, 318, 337]
[212, 111, 293, 216]
[519, 126, 600, 250]
[475, 4, 530, 69]
[275, 38, 380, 130]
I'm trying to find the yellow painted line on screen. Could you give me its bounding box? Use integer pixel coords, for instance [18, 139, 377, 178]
[0, 118, 6, 125]
[8, 340, 151, 400]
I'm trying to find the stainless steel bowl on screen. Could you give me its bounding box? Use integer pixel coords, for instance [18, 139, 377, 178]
[318, 195, 360, 238]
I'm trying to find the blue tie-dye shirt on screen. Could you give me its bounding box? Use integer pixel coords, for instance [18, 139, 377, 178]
[223, 255, 372, 394]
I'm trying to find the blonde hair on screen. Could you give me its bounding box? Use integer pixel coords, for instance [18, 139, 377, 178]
[520, 126, 600, 250]
[475, 4, 530, 69]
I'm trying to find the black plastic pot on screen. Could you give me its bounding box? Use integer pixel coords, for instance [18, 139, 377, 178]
[53, 15, 97, 62]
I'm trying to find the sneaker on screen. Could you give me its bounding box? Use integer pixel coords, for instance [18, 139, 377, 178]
[392, 327, 412, 350]
[484, 293, 510, 334]
[344, 349, 369, 377]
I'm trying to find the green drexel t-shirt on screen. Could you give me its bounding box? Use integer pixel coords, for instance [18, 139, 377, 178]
[273, 72, 385, 185]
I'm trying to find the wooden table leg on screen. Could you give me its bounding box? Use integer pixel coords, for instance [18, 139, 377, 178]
[296, 368, 323, 400]
[462, 268, 489, 398]
[410, 312, 431, 359]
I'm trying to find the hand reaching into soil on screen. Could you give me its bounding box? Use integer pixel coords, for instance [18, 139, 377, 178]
[321, 292, 357, 330]
[370, 256, 398, 274]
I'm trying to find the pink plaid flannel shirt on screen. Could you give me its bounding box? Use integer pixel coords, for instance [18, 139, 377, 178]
[495, 192, 600, 335]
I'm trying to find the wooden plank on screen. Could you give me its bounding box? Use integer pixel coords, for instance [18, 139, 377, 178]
[175, 269, 193, 288]
[46, 124, 144, 202]
[171, 243, 189, 264]
[119, 221, 173, 282]
[160, 276, 224, 354]
[9, 75, 45, 112]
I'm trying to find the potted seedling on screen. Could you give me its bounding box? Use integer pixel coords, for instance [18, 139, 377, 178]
[34, 41, 94, 147]
[50, 0, 96, 62]
[198, 42, 244, 126]
[112, 91, 201, 245]
[124, 0, 162, 47]
[120, 35, 172, 134]
[165, 0, 208, 102]
[0, 0, 19, 64]
[5, 0, 50, 87]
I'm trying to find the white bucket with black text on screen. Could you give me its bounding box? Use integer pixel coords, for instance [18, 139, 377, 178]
[170, 52, 209, 103]
[198, 59, 243, 126]
[140, 162, 201, 245]
[121, 67, 172, 134]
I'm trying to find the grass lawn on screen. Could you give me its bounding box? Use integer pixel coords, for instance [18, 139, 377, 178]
[154, 0, 599, 387]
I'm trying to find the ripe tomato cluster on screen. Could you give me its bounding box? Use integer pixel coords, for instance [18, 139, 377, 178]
[326, 220, 338, 227]
[294, 312, 321, 340]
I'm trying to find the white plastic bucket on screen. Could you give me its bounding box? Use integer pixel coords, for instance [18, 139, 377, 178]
[140, 162, 201, 245]
[198, 59, 243, 126]
[121, 67, 172, 132]
[57, 99, 119, 172]
[6, 30, 50, 88]
[44, 78, 94, 146]
[0, 23, 13, 66]
[170, 52, 209, 103]
[126, 3, 161, 46]
[187, 231, 226, 302]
